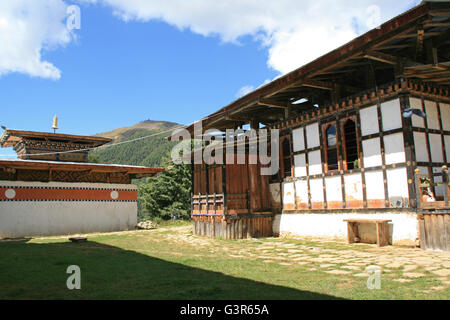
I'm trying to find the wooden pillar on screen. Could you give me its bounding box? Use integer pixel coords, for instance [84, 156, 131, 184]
[415, 168, 422, 210]
[400, 93, 417, 208]
[443, 166, 449, 207]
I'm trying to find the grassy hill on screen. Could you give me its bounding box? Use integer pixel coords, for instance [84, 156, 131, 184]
[91, 120, 182, 168]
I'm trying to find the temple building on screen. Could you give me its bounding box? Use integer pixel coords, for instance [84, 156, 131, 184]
[185, 1, 450, 250]
[0, 129, 163, 238]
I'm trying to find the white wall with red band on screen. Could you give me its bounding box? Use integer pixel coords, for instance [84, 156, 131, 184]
[0, 180, 138, 238]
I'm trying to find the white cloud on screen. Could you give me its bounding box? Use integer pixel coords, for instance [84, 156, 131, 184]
[236, 78, 272, 98]
[79, 0, 421, 74]
[0, 0, 75, 80]
[0, 0, 421, 80]
[236, 85, 255, 98]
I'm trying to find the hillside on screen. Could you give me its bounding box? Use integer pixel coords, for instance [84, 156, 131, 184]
[91, 120, 182, 168]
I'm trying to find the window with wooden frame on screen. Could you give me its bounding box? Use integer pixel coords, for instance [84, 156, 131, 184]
[280, 136, 292, 178]
[324, 123, 339, 172]
[341, 116, 359, 170]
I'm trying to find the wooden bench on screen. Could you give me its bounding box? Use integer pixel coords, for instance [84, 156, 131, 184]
[343, 219, 392, 247]
[69, 237, 87, 243]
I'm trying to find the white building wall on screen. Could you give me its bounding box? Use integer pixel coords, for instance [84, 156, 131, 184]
[360, 105, 379, 136]
[273, 213, 418, 243]
[0, 180, 138, 238]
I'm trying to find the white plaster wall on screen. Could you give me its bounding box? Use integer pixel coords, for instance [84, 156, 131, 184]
[365, 171, 385, 200]
[386, 168, 409, 200]
[0, 181, 138, 238]
[384, 133, 406, 165]
[0, 202, 137, 238]
[292, 128, 305, 152]
[440, 103, 450, 131]
[425, 100, 440, 130]
[282, 182, 295, 207]
[344, 174, 363, 201]
[429, 133, 444, 163]
[360, 105, 379, 136]
[325, 176, 342, 202]
[362, 138, 382, 168]
[295, 180, 308, 205]
[410, 97, 425, 128]
[306, 123, 320, 148]
[444, 135, 450, 163]
[414, 132, 429, 162]
[310, 179, 324, 202]
[381, 99, 402, 131]
[294, 154, 307, 178]
[308, 150, 322, 175]
[273, 212, 418, 242]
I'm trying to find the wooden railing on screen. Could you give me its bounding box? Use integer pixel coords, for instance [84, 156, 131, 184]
[192, 194, 225, 215]
[191, 191, 251, 215]
[415, 166, 450, 210]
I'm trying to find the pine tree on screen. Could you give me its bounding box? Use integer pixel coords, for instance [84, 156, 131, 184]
[138, 157, 191, 221]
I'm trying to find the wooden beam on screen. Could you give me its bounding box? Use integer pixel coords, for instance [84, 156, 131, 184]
[429, 11, 450, 17]
[377, 43, 415, 50]
[225, 114, 279, 123]
[430, 29, 450, 48]
[258, 98, 289, 109]
[416, 28, 425, 59]
[405, 69, 450, 78]
[363, 50, 398, 65]
[424, 22, 450, 28]
[301, 80, 334, 91]
[430, 77, 450, 83]
[395, 31, 442, 38]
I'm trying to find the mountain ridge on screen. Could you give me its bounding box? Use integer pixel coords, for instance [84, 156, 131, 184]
[91, 120, 181, 168]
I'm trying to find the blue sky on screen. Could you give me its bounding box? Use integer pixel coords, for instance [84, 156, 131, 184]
[0, 0, 420, 157]
[0, 5, 275, 134]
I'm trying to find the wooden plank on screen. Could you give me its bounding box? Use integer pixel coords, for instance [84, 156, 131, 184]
[430, 214, 439, 250]
[418, 215, 428, 250]
[344, 219, 392, 223]
[437, 214, 447, 251]
[424, 214, 432, 250]
[347, 222, 358, 244]
[376, 222, 390, 247]
[446, 215, 450, 251]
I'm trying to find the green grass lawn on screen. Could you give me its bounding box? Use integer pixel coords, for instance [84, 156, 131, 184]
[0, 221, 448, 300]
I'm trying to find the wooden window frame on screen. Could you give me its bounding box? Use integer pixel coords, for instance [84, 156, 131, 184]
[322, 121, 339, 173]
[280, 135, 293, 179]
[340, 115, 360, 171]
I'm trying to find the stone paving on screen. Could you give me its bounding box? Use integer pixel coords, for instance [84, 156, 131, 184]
[41, 225, 449, 294]
[159, 226, 450, 293]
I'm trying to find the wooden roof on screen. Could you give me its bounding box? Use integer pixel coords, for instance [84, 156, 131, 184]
[186, 1, 450, 134]
[0, 130, 112, 148]
[0, 159, 164, 177]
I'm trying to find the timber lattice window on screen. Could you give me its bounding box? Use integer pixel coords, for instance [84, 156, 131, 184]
[281, 136, 292, 178]
[342, 117, 359, 170]
[324, 124, 339, 172]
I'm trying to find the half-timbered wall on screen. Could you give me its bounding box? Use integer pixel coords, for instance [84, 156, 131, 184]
[277, 97, 411, 212]
[410, 97, 450, 200]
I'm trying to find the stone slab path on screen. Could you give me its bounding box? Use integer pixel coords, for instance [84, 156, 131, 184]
[159, 226, 450, 294]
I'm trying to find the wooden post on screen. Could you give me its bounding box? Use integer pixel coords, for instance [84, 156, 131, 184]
[376, 222, 390, 247]
[346, 222, 359, 244]
[414, 168, 422, 210]
[443, 166, 449, 207]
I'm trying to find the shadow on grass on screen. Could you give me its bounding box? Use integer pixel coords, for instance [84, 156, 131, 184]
[0, 239, 342, 300]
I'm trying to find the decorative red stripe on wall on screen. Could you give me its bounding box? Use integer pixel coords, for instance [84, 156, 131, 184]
[0, 187, 137, 201]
